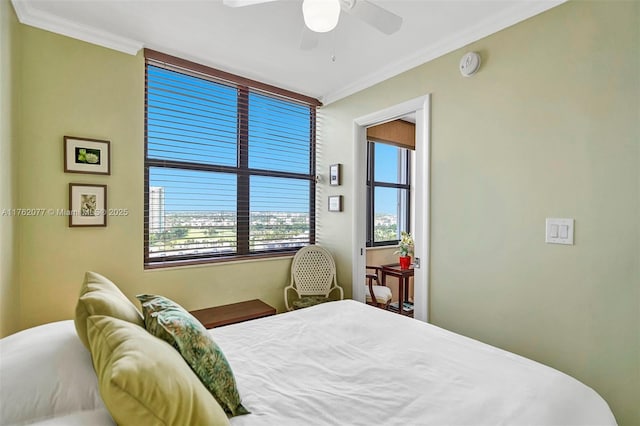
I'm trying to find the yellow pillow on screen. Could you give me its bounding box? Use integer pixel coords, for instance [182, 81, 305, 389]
[74, 271, 144, 349]
[87, 315, 230, 426]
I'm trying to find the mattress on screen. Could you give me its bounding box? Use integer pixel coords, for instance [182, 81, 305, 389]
[0, 300, 616, 425]
[213, 300, 615, 426]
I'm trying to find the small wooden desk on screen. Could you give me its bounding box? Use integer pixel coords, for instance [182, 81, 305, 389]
[381, 263, 414, 316]
[189, 299, 276, 329]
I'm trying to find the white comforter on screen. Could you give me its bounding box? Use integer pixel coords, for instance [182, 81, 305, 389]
[215, 300, 615, 426]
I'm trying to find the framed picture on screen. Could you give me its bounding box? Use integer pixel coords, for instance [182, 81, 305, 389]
[64, 136, 111, 175]
[69, 184, 107, 227]
[328, 195, 343, 212]
[329, 163, 341, 186]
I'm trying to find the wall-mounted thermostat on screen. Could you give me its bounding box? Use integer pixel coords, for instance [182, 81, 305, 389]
[460, 52, 481, 77]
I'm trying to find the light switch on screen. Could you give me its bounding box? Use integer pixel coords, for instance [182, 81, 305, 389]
[546, 218, 574, 245]
[559, 225, 569, 239]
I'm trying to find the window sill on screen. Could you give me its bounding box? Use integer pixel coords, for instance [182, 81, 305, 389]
[144, 251, 295, 271]
[366, 245, 397, 252]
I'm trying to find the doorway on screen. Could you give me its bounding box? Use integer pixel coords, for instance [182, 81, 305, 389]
[351, 95, 431, 322]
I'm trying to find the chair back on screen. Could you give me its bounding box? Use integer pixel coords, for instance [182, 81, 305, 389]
[291, 245, 337, 296]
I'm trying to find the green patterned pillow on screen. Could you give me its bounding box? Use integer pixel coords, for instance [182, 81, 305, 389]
[136, 294, 249, 418]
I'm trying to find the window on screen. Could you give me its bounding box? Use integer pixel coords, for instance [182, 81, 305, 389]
[144, 50, 319, 267]
[366, 141, 411, 246]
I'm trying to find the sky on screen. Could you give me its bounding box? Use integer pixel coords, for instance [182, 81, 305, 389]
[147, 65, 403, 216]
[147, 65, 309, 214]
[372, 142, 406, 215]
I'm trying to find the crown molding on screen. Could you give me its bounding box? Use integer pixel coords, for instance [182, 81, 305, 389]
[320, 0, 566, 105]
[10, 0, 565, 104]
[11, 0, 143, 55]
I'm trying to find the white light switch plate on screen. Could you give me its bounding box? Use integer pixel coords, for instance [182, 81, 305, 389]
[546, 218, 574, 245]
[544, 217, 573, 245]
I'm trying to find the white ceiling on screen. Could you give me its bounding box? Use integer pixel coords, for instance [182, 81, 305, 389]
[12, 0, 564, 105]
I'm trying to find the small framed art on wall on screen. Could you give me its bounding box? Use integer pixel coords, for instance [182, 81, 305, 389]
[69, 183, 107, 227]
[64, 136, 111, 175]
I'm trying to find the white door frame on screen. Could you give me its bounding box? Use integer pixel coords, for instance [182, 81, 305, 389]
[351, 94, 431, 322]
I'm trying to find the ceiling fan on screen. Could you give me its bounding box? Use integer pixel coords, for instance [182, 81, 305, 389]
[222, 0, 403, 36]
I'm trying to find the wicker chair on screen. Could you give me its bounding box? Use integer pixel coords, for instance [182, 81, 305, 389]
[284, 245, 344, 311]
[365, 266, 392, 309]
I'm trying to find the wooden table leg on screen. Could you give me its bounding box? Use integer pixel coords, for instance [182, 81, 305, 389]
[403, 277, 409, 303]
[397, 275, 404, 315]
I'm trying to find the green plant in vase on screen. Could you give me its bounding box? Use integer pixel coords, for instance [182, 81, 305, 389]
[395, 231, 414, 269]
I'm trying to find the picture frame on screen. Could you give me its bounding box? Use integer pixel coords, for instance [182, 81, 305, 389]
[329, 163, 341, 186]
[64, 136, 111, 175]
[328, 195, 343, 212]
[69, 183, 107, 227]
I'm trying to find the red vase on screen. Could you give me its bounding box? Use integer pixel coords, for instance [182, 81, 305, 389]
[399, 256, 411, 270]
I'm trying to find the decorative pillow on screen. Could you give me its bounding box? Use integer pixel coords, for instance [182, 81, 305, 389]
[87, 315, 230, 426]
[0, 320, 106, 425]
[137, 294, 249, 417]
[74, 271, 144, 349]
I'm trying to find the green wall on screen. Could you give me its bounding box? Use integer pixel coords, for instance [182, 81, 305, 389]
[6, 0, 639, 424]
[12, 20, 313, 333]
[320, 1, 639, 424]
[0, 0, 19, 336]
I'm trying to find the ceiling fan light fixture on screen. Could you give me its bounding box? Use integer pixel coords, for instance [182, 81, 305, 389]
[302, 0, 341, 33]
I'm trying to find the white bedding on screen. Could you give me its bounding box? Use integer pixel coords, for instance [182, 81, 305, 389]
[0, 301, 615, 425]
[214, 300, 615, 426]
[0, 320, 112, 426]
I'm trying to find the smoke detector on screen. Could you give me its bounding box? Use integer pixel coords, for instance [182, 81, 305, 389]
[460, 52, 481, 77]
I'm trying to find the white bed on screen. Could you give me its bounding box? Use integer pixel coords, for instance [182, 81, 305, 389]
[0, 300, 616, 426]
[219, 300, 615, 425]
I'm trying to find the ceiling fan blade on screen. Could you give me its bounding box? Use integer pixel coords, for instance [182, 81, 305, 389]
[222, 0, 278, 7]
[342, 0, 402, 35]
[300, 26, 319, 50]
